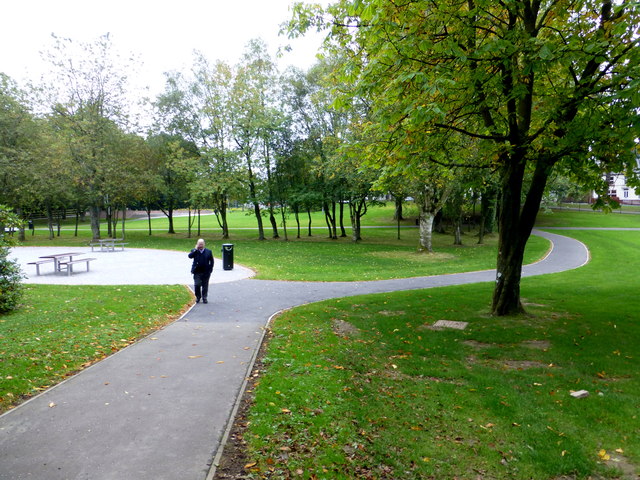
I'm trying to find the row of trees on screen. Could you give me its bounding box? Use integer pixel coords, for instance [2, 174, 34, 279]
[1, 36, 417, 244]
[2, 0, 639, 316]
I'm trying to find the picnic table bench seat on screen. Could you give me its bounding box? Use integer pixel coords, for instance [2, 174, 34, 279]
[27, 258, 56, 275]
[58, 257, 96, 276]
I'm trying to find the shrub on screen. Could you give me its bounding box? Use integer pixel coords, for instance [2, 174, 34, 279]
[0, 244, 24, 313]
[0, 205, 24, 313]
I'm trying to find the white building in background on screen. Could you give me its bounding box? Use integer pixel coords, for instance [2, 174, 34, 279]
[592, 155, 640, 205]
[603, 173, 640, 204]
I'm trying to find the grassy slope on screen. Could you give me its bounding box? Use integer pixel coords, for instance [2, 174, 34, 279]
[243, 230, 640, 479]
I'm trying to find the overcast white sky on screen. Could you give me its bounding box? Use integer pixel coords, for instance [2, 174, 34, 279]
[0, 0, 326, 96]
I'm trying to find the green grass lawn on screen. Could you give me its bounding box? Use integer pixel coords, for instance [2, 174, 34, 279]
[5, 205, 638, 477]
[0, 284, 191, 413]
[537, 208, 640, 228]
[240, 230, 640, 479]
[17, 205, 549, 282]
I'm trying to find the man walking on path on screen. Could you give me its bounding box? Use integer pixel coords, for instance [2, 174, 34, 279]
[188, 238, 214, 303]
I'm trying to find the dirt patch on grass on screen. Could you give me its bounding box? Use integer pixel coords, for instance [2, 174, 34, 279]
[378, 310, 406, 316]
[466, 355, 548, 371]
[332, 319, 360, 337]
[463, 340, 493, 349]
[379, 369, 464, 385]
[367, 250, 456, 262]
[521, 340, 551, 350]
[500, 360, 548, 370]
[553, 453, 639, 479]
[604, 453, 639, 479]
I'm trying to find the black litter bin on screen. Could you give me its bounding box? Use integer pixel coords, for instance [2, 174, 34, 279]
[28, 220, 34, 230]
[222, 244, 234, 270]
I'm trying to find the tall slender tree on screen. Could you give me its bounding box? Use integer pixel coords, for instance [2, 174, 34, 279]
[41, 34, 135, 240]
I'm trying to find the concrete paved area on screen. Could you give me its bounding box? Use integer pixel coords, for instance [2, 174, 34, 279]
[8, 247, 255, 285]
[0, 231, 589, 480]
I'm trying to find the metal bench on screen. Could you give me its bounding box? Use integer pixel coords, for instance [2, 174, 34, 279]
[27, 258, 56, 275]
[57, 257, 96, 276]
[89, 241, 128, 252]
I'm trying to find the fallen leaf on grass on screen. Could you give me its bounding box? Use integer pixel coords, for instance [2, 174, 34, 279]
[615, 448, 624, 454]
[244, 462, 257, 469]
[598, 449, 611, 461]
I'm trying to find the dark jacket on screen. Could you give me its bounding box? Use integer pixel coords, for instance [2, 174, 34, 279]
[188, 248, 214, 275]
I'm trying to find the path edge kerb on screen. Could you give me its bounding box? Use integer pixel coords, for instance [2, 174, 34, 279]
[0, 285, 198, 421]
[205, 308, 287, 480]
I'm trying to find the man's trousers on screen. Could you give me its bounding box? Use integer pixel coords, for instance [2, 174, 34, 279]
[193, 272, 211, 300]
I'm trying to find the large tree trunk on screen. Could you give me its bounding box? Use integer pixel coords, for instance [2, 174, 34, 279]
[253, 202, 265, 240]
[323, 201, 337, 239]
[219, 201, 229, 239]
[478, 186, 498, 244]
[415, 185, 449, 253]
[349, 199, 367, 242]
[16, 207, 25, 242]
[74, 208, 80, 237]
[492, 157, 550, 315]
[46, 204, 55, 240]
[339, 200, 347, 238]
[331, 201, 338, 239]
[246, 156, 264, 241]
[393, 196, 404, 221]
[146, 205, 152, 236]
[106, 205, 113, 238]
[89, 204, 101, 241]
[293, 205, 301, 239]
[453, 217, 462, 245]
[418, 212, 435, 252]
[269, 206, 279, 239]
[280, 207, 288, 241]
[167, 209, 175, 234]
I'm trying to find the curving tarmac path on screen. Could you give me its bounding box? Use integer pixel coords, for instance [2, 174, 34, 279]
[0, 230, 589, 480]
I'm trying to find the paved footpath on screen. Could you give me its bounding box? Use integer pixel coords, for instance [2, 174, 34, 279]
[0, 230, 589, 480]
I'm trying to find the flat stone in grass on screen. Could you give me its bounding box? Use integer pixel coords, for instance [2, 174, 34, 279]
[432, 320, 468, 330]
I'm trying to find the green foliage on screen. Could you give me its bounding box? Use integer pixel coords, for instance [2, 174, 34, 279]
[0, 247, 24, 314]
[288, 0, 640, 314]
[0, 206, 25, 314]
